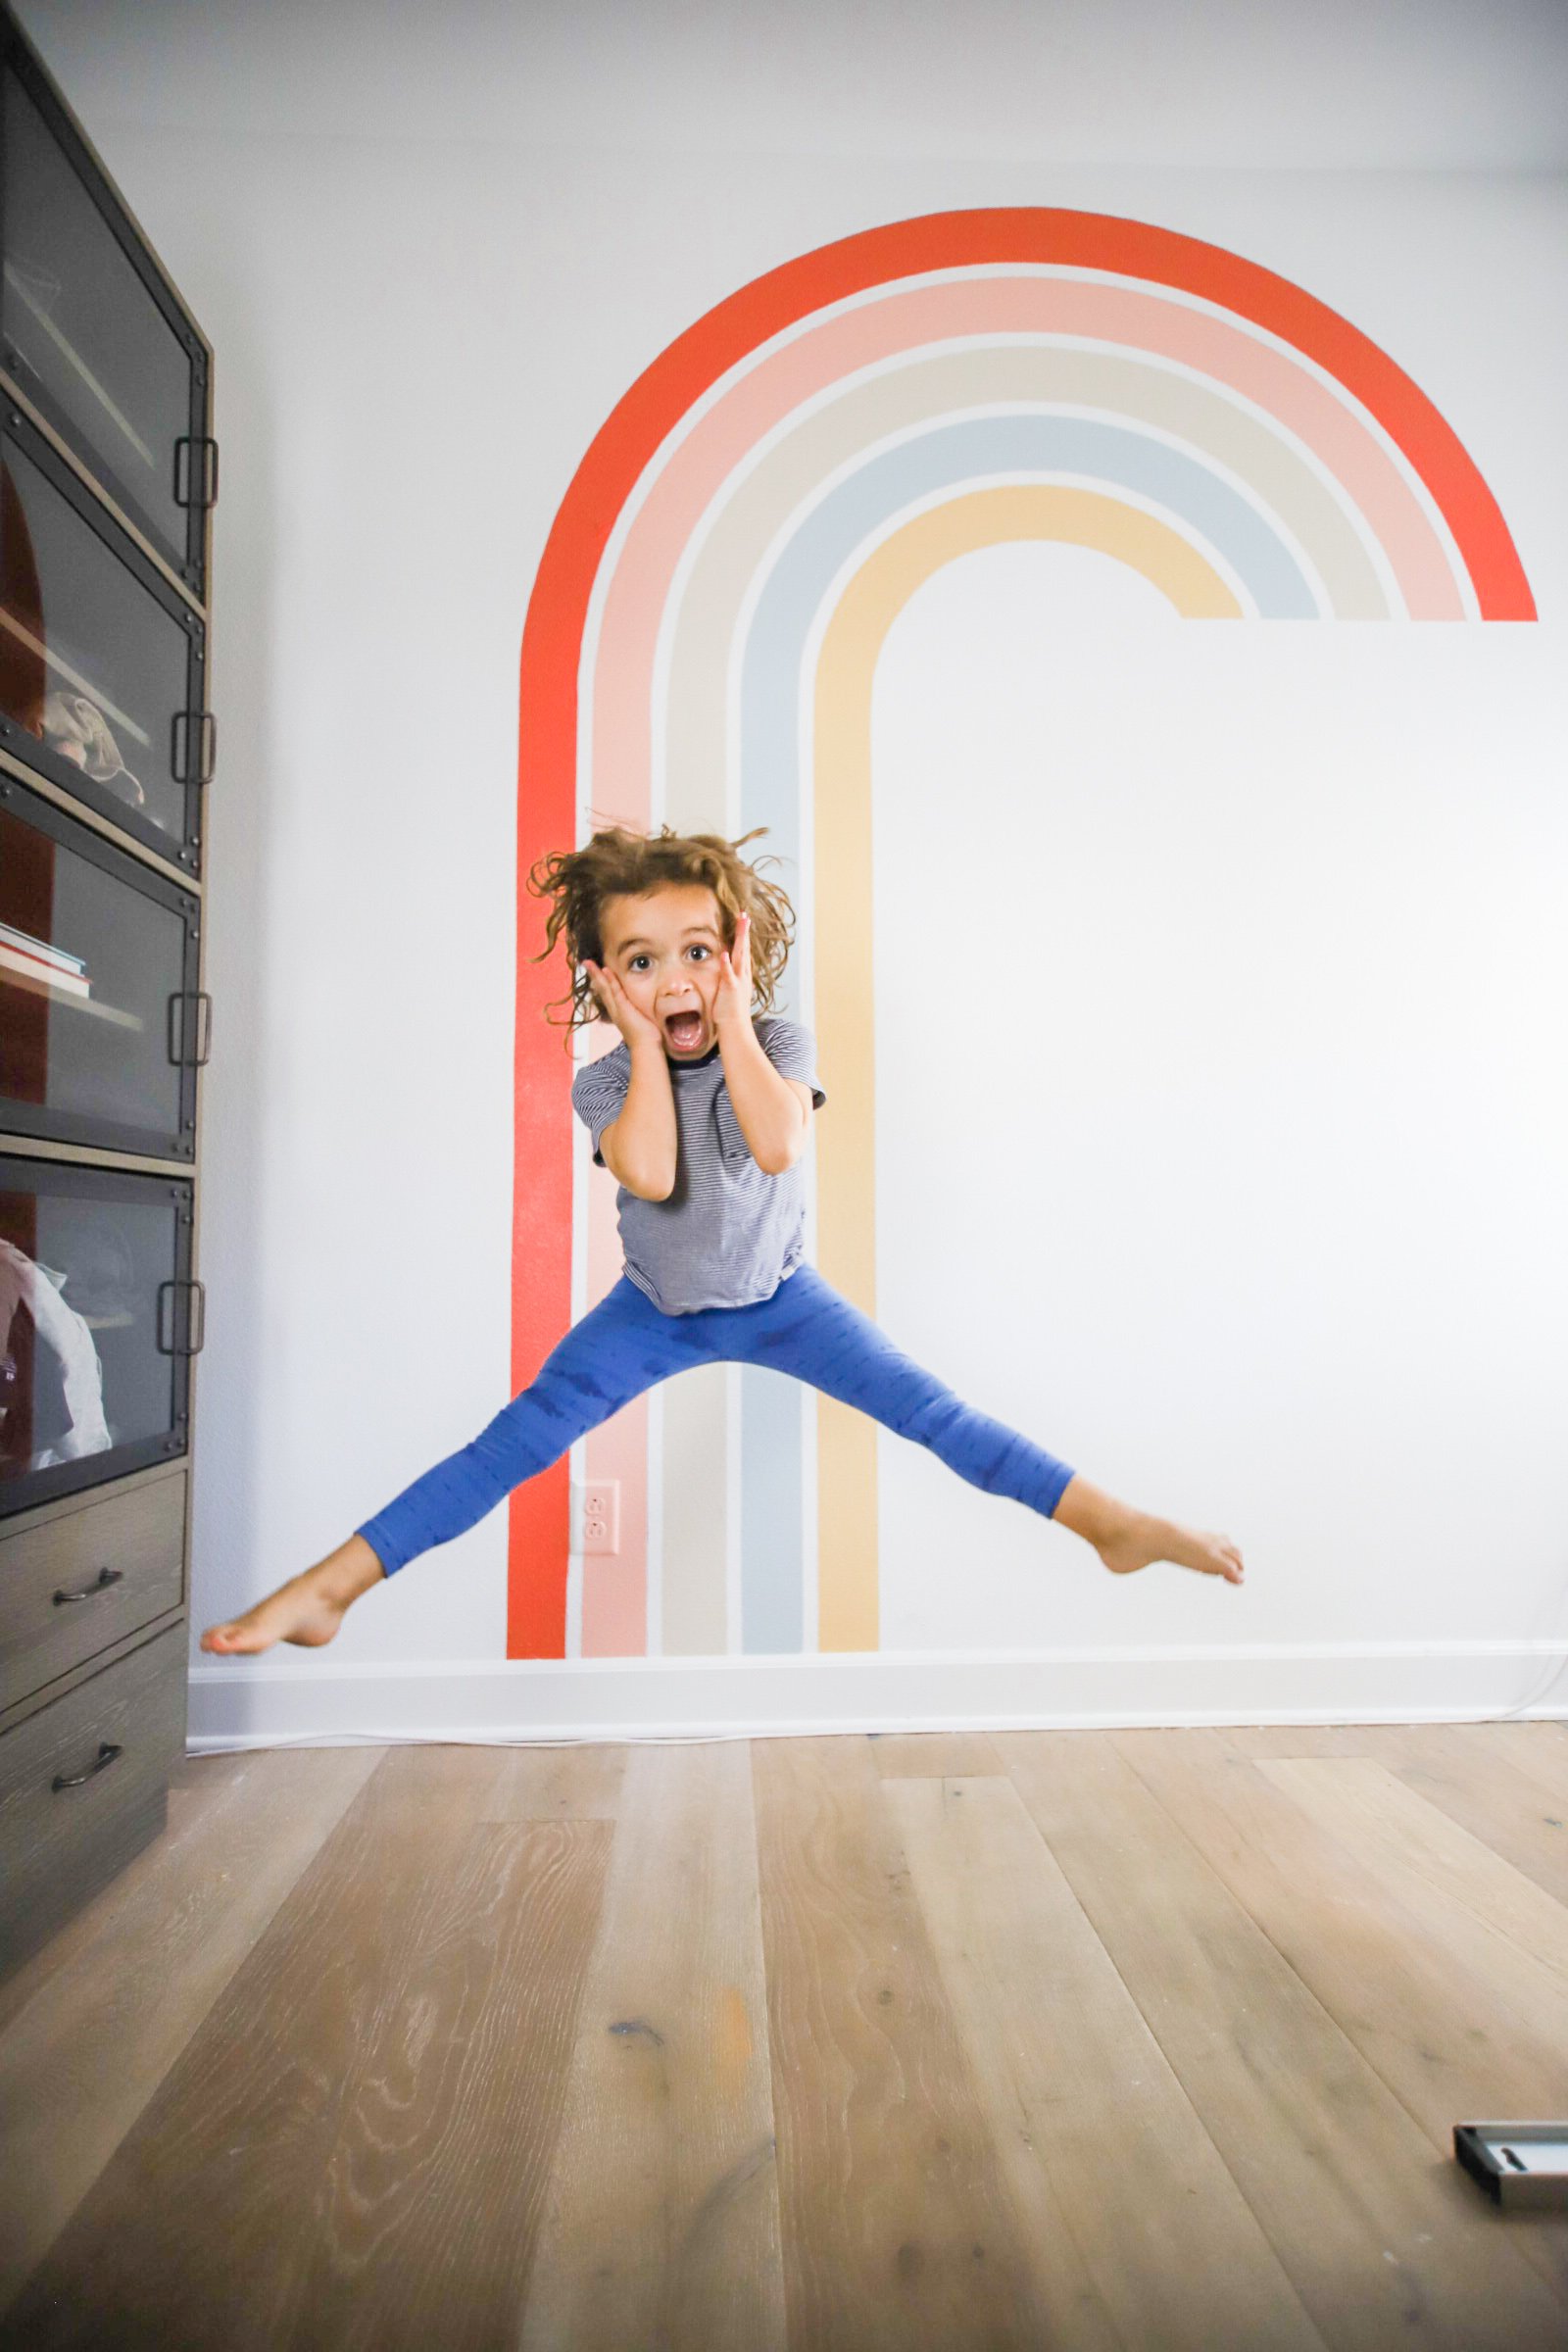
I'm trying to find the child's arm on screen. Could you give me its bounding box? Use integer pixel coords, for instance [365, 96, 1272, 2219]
[600, 1035, 679, 1200]
[718, 1023, 809, 1175]
[712, 911, 814, 1176]
[580, 957, 679, 1200]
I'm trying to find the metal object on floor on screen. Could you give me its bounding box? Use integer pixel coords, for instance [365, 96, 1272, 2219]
[1454, 2124, 1568, 2210]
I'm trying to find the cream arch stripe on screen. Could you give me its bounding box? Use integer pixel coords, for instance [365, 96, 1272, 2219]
[811, 486, 1236, 1650]
[660, 345, 1381, 818]
[591, 274, 1464, 812]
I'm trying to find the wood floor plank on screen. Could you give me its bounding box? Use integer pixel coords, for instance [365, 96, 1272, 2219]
[1000, 1729, 1568, 2349]
[0, 1742, 385, 2316]
[1468, 1721, 1568, 1810]
[1253, 1757, 1568, 1990]
[1389, 1727, 1568, 1902]
[1537, 1723, 1568, 1760]
[1216, 1726, 1568, 1902]
[1217, 1725, 1452, 1761]
[477, 1738, 631, 1822]
[867, 1732, 1004, 1780]
[3, 1744, 614, 2350]
[1111, 1728, 1568, 2309]
[519, 1739, 787, 2351]
[0, 1749, 338, 2041]
[752, 1735, 1062, 2347]
[886, 1769, 1324, 2350]
[1218, 1722, 1563, 1791]
[1118, 1731, 1568, 2129]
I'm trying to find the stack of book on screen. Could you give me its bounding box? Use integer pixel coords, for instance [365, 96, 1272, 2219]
[0, 920, 91, 1000]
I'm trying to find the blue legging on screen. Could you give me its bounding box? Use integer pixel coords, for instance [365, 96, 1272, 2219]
[355, 1262, 1077, 1576]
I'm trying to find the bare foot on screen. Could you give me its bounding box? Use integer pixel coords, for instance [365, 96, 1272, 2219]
[200, 1537, 386, 1656]
[1053, 1476, 1244, 1585]
[1097, 1508, 1245, 1586]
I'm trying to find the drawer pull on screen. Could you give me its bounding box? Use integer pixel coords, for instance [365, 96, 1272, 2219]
[52, 1741, 123, 1790]
[54, 1566, 124, 1605]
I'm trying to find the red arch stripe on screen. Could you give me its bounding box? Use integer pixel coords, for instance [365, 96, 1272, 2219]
[507, 206, 1534, 1657]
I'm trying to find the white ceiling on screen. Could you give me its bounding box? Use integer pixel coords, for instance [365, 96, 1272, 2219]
[13, 0, 1568, 170]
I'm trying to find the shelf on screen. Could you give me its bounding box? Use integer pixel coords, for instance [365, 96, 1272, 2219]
[0, 961, 143, 1029]
[0, 604, 153, 753]
[3, 257, 158, 471]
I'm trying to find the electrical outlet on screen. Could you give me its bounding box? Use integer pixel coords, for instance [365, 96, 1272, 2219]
[575, 1480, 620, 1554]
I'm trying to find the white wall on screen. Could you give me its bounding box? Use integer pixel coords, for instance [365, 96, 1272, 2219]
[17, 0, 1568, 1740]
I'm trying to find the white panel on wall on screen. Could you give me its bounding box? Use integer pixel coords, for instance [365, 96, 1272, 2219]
[874, 543, 1568, 1659]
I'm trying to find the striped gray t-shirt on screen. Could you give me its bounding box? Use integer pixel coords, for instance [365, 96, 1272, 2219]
[570, 1015, 827, 1316]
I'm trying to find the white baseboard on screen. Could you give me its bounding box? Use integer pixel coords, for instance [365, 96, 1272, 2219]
[185, 1641, 1568, 1749]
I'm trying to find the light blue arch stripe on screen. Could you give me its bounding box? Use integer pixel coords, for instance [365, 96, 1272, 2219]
[734, 413, 1312, 1652]
[745, 416, 1315, 808]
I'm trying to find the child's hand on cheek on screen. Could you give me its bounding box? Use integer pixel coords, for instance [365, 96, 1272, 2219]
[581, 959, 665, 1053]
[712, 911, 754, 1032]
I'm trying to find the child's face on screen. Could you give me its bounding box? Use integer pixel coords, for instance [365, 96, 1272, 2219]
[599, 884, 728, 1059]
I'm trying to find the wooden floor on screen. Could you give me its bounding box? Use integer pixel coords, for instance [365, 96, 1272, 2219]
[3, 1720, 1568, 2348]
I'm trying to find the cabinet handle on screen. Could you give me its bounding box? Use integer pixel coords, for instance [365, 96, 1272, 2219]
[173, 435, 219, 509]
[54, 1566, 124, 1605]
[167, 990, 213, 1068]
[53, 1742, 123, 1791]
[172, 710, 217, 786]
[157, 1277, 206, 1356]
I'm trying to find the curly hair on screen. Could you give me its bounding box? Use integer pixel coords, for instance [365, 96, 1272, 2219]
[525, 818, 799, 1049]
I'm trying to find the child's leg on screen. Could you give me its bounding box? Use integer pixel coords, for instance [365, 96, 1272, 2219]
[200, 1276, 715, 1653]
[354, 1275, 710, 1576]
[732, 1264, 1074, 1512]
[731, 1266, 1244, 1584]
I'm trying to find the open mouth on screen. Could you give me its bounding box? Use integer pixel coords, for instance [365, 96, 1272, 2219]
[663, 1009, 705, 1051]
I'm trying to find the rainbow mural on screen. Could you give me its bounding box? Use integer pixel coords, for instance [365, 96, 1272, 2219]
[508, 207, 1534, 1662]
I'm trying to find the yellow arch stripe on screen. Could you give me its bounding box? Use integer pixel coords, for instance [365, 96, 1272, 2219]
[811, 486, 1239, 1649]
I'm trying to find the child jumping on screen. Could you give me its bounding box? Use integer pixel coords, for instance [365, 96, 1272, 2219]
[202, 823, 1243, 1658]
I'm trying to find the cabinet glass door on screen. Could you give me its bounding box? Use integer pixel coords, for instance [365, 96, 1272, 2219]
[0, 781, 201, 1158]
[0, 1156, 195, 1518]
[0, 409, 207, 871]
[0, 45, 208, 590]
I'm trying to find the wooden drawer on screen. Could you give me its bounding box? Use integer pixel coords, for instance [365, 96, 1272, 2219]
[0, 1473, 185, 1716]
[0, 1619, 185, 1979]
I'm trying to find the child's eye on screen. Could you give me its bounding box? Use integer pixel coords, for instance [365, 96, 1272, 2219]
[689, 946, 710, 961]
[629, 956, 649, 972]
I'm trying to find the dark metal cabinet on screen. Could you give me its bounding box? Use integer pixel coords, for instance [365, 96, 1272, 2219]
[0, 2, 214, 1986]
